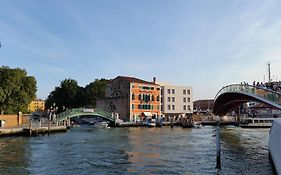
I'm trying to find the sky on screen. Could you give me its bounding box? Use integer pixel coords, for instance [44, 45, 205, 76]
[1, 0, 281, 100]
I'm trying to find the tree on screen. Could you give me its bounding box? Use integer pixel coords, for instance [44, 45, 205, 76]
[46, 78, 109, 111]
[0, 66, 37, 114]
[84, 78, 109, 107]
[45, 79, 83, 112]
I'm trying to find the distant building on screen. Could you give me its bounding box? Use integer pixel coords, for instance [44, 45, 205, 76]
[96, 76, 161, 122]
[28, 99, 45, 112]
[193, 99, 214, 114]
[160, 84, 193, 119]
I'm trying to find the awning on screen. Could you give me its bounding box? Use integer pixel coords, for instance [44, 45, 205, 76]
[142, 112, 152, 117]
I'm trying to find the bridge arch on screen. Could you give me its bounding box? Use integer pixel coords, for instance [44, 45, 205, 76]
[213, 84, 281, 116]
[56, 108, 115, 124]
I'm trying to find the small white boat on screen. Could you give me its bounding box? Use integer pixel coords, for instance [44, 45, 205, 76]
[90, 121, 110, 128]
[192, 122, 202, 128]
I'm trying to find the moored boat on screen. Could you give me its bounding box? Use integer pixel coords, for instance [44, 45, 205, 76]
[239, 117, 273, 128]
[90, 121, 110, 128]
[192, 122, 202, 128]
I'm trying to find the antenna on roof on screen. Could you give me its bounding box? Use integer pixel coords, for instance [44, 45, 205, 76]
[268, 62, 271, 83]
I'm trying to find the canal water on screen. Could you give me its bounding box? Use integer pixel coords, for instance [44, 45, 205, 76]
[0, 126, 274, 174]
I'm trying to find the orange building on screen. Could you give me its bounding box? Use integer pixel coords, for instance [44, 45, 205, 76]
[130, 80, 161, 121]
[97, 76, 161, 122]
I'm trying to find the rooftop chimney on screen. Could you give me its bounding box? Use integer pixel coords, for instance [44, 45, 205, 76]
[153, 77, 156, 84]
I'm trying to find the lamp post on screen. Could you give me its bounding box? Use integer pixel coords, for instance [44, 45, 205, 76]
[48, 103, 58, 135]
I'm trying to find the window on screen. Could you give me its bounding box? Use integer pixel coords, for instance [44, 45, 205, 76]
[157, 95, 160, 101]
[138, 94, 142, 100]
[132, 104, 135, 109]
[183, 89, 186, 94]
[168, 105, 171, 110]
[138, 104, 142, 109]
[183, 105, 186, 110]
[168, 89, 171, 94]
[187, 90, 191, 95]
[188, 98, 190, 102]
[183, 97, 186, 102]
[188, 105, 191, 110]
[172, 97, 175, 102]
[132, 94, 135, 100]
[132, 84, 135, 88]
[172, 89, 175, 94]
[152, 95, 155, 101]
[157, 87, 160, 91]
[151, 87, 154, 90]
[172, 105, 175, 110]
[168, 97, 171, 102]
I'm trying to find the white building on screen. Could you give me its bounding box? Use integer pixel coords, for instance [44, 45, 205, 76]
[160, 84, 193, 119]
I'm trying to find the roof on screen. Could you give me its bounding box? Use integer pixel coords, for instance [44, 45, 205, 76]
[113, 76, 158, 85]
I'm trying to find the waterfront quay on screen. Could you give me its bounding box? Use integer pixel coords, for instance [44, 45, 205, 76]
[0, 114, 67, 136]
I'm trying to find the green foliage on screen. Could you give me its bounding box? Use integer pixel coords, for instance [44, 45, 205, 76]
[46, 78, 109, 112]
[0, 66, 37, 114]
[84, 78, 109, 107]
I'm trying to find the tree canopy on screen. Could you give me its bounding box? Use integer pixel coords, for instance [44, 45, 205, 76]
[45, 78, 109, 112]
[0, 66, 37, 114]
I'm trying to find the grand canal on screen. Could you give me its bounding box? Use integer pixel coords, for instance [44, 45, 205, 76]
[0, 126, 274, 174]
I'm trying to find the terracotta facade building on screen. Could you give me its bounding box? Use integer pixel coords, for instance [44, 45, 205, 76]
[97, 76, 161, 122]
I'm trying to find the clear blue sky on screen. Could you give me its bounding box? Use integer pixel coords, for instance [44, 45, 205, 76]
[1, 0, 281, 100]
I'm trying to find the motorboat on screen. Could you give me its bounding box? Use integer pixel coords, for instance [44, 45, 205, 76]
[239, 117, 273, 128]
[192, 122, 202, 128]
[90, 121, 110, 128]
[269, 118, 281, 174]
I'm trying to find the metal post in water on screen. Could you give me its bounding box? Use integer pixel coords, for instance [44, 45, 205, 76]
[216, 118, 221, 169]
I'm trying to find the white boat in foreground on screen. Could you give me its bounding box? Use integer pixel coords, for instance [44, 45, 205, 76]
[269, 118, 281, 174]
[239, 117, 273, 128]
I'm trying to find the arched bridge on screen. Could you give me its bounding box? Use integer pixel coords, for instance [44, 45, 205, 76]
[56, 108, 115, 123]
[213, 84, 281, 116]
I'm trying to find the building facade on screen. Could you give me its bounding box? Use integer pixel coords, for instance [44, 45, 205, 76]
[28, 99, 45, 113]
[160, 84, 193, 119]
[97, 76, 161, 122]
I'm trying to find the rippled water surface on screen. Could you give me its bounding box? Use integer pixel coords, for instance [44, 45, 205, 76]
[0, 126, 274, 174]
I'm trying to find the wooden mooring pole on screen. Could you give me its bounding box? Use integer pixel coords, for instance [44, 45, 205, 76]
[29, 119, 32, 136]
[48, 118, 50, 135]
[216, 119, 221, 169]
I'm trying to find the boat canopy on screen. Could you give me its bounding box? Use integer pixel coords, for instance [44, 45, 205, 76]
[142, 112, 152, 117]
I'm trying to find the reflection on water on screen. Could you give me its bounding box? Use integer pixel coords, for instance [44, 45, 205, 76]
[0, 137, 30, 175]
[0, 126, 274, 174]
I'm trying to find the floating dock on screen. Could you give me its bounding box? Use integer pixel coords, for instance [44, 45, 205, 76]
[0, 126, 67, 136]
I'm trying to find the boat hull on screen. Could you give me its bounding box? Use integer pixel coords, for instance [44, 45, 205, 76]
[269, 118, 281, 175]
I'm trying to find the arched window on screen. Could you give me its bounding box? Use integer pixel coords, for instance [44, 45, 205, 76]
[132, 93, 135, 100]
[157, 95, 160, 102]
[109, 102, 116, 111]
